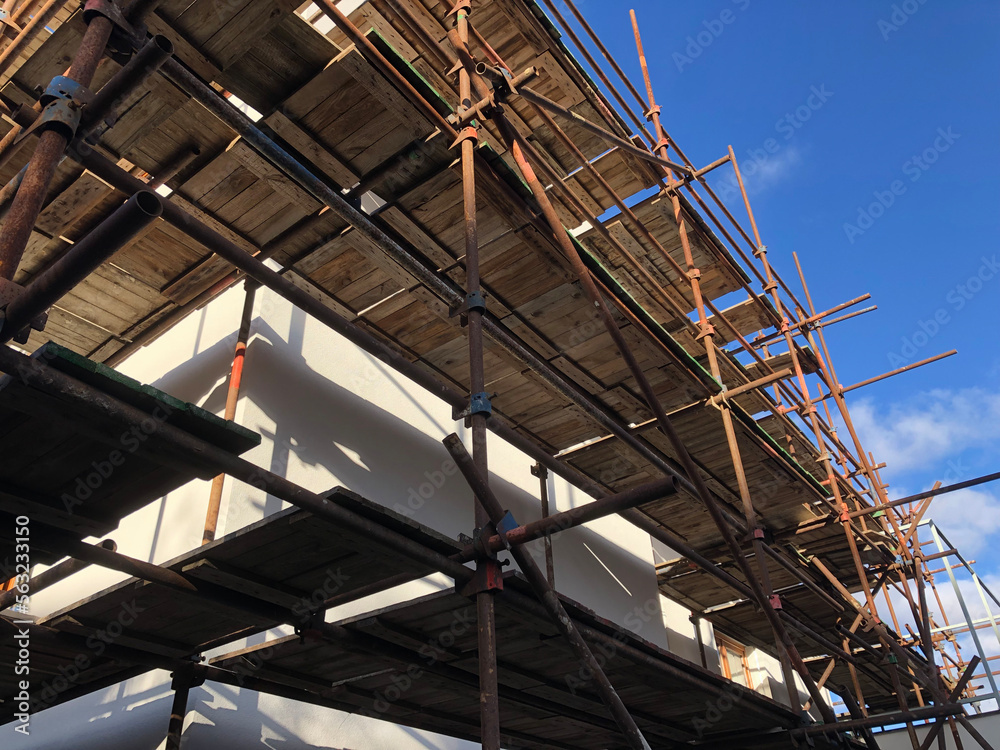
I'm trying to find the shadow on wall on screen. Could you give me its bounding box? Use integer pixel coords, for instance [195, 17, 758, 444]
[231, 318, 541, 539]
[136, 307, 663, 635]
[0, 673, 357, 749]
[137, 312, 548, 544]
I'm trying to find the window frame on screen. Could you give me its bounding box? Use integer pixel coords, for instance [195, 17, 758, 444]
[717, 634, 754, 690]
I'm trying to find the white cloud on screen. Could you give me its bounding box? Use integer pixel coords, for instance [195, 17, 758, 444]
[930, 488, 1000, 557]
[840, 386, 1000, 697]
[848, 388, 1000, 472]
[748, 145, 802, 193]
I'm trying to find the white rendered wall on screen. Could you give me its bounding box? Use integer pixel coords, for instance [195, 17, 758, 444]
[5, 283, 678, 749]
[875, 711, 1000, 749]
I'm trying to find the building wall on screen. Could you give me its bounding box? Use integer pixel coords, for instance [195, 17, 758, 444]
[5, 283, 702, 749]
[875, 710, 1000, 750]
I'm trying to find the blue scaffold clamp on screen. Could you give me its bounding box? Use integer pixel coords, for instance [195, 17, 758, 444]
[454, 391, 493, 422]
[469, 391, 492, 417]
[23, 76, 94, 142]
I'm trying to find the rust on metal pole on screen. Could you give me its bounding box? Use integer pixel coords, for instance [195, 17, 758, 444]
[451, 3, 501, 747]
[444, 434, 653, 750]
[0, 7, 114, 279]
[631, 7, 809, 715]
[203, 281, 257, 544]
[1, 190, 162, 341]
[0, 539, 116, 611]
[496, 94, 835, 721]
[0, 0, 63, 80]
[730, 137, 883, 625]
[463, 477, 679, 561]
[816, 351, 958, 402]
[531, 462, 556, 586]
[517, 86, 690, 173]
[165, 667, 194, 750]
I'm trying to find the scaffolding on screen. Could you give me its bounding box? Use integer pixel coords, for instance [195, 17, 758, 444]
[0, 1, 995, 748]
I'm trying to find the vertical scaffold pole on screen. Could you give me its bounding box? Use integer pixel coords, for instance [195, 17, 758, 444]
[453, 3, 501, 747]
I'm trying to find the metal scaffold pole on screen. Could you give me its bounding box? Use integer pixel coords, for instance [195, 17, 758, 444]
[451, 2, 502, 746]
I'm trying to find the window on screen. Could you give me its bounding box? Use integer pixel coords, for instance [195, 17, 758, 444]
[717, 635, 753, 689]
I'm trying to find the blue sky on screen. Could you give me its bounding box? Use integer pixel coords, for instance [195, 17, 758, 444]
[547, 0, 1000, 657]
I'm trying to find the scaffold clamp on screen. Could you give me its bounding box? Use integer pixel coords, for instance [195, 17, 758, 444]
[469, 391, 492, 416]
[170, 660, 205, 690]
[449, 126, 479, 150]
[447, 0, 472, 17]
[24, 76, 93, 141]
[460, 557, 506, 594]
[453, 391, 494, 421]
[449, 289, 487, 319]
[0, 9, 21, 34]
[84, 0, 144, 54]
[496, 510, 518, 548]
[694, 323, 716, 341]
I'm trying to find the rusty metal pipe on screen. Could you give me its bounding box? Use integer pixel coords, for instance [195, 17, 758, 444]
[708, 368, 792, 405]
[52, 536, 197, 592]
[851, 472, 1000, 519]
[452, 5, 501, 748]
[0, 10, 114, 279]
[752, 294, 873, 347]
[148, 144, 201, 190]
[917, 657, 982, 750]
[816, 351, 958, 402]
[518, 86, 689, 174]
[448, 67, 537, 126]
[0, 0, 63, 81]
[165, 669, 192, 750]
[0, 539, 116, 611]
[501, 104, 834, 720]
[444, 434, 653, 750]
[202, 281, 256, 544]
[1, 190, 161, 341]
[536, 0, 652, 144]
[460, 477, 679, 561]
[83, 33, 174, 136]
